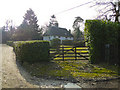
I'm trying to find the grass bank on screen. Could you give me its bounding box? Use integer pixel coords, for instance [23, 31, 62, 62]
[22, 45, 119, 82]
[22, 60, 119, 82]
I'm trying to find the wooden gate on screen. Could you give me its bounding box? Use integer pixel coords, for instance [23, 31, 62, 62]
[50, 45, 89, 61]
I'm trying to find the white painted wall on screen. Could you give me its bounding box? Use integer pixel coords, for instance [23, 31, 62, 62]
[43, 36, 73, 41]
[43, 36, 50, 41]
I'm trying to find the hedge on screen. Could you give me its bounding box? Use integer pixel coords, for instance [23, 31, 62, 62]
[14, 40, 50, 63]
[6, 41, 14, 46]
[50, 38, 61, 48]
[62, 40, 73, 45]
[73, 41, 85, 46]
[85, 20, 119, 65]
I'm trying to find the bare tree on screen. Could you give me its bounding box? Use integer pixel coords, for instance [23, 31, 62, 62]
[91, 0, 120, 22]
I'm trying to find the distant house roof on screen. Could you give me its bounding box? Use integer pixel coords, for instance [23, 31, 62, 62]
[43, 26, 73, 37]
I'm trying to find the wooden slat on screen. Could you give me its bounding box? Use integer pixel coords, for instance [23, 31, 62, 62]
[55, 59, 88, 61]
[50, 49, 88, 51]
[76, 49, 88, 50]
[50, 53, 61, 54]
[59, 47, 72, 48]
[50, 46, 89, 61]
[63, 56, 89, 57]
[66, 52, 89, 54]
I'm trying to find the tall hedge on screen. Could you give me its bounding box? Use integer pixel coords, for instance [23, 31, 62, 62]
[50, 38, 61, 48]
[14, 40, 50, 63]
[73, 41, 85, 46]
[85, 20, 119, 65]
[117, 23, 119, 64]
[6, 41, 14, 46]
[62, 40, 73, 45]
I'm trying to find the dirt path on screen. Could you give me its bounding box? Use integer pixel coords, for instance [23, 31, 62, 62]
[1, 44, 69, 88]
[2, 44, 40, 88]
[0, 44, 2, 89]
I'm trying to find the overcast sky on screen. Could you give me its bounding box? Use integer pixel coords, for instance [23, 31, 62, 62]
[0, 0, 99, 30]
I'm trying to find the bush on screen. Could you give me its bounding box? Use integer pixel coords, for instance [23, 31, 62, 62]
[14, 40, 50, 64]
[6, 41, 14, 46]
[50, 38, 61, 48]
[62, 40, 73, 45]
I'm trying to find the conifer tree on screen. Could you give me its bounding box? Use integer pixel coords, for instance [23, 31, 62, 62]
[18, 8, 41, 40]
[72, 16, 84, 41]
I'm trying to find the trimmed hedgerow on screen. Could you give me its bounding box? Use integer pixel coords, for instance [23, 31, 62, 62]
[6, 41, 14, 46]
[50, 38, 61, 48]
[62, 40, 73, 45]
[84, 20, 106, 64]
[73, 41, 85, 46]
[84, 20, 119, 65]
[117, 23, 120, 66]
[14, 40, 50, 63]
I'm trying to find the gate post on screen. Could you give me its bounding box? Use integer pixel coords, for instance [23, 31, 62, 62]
[75, 47, 77, 60]
[62, 46, 64, 61]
